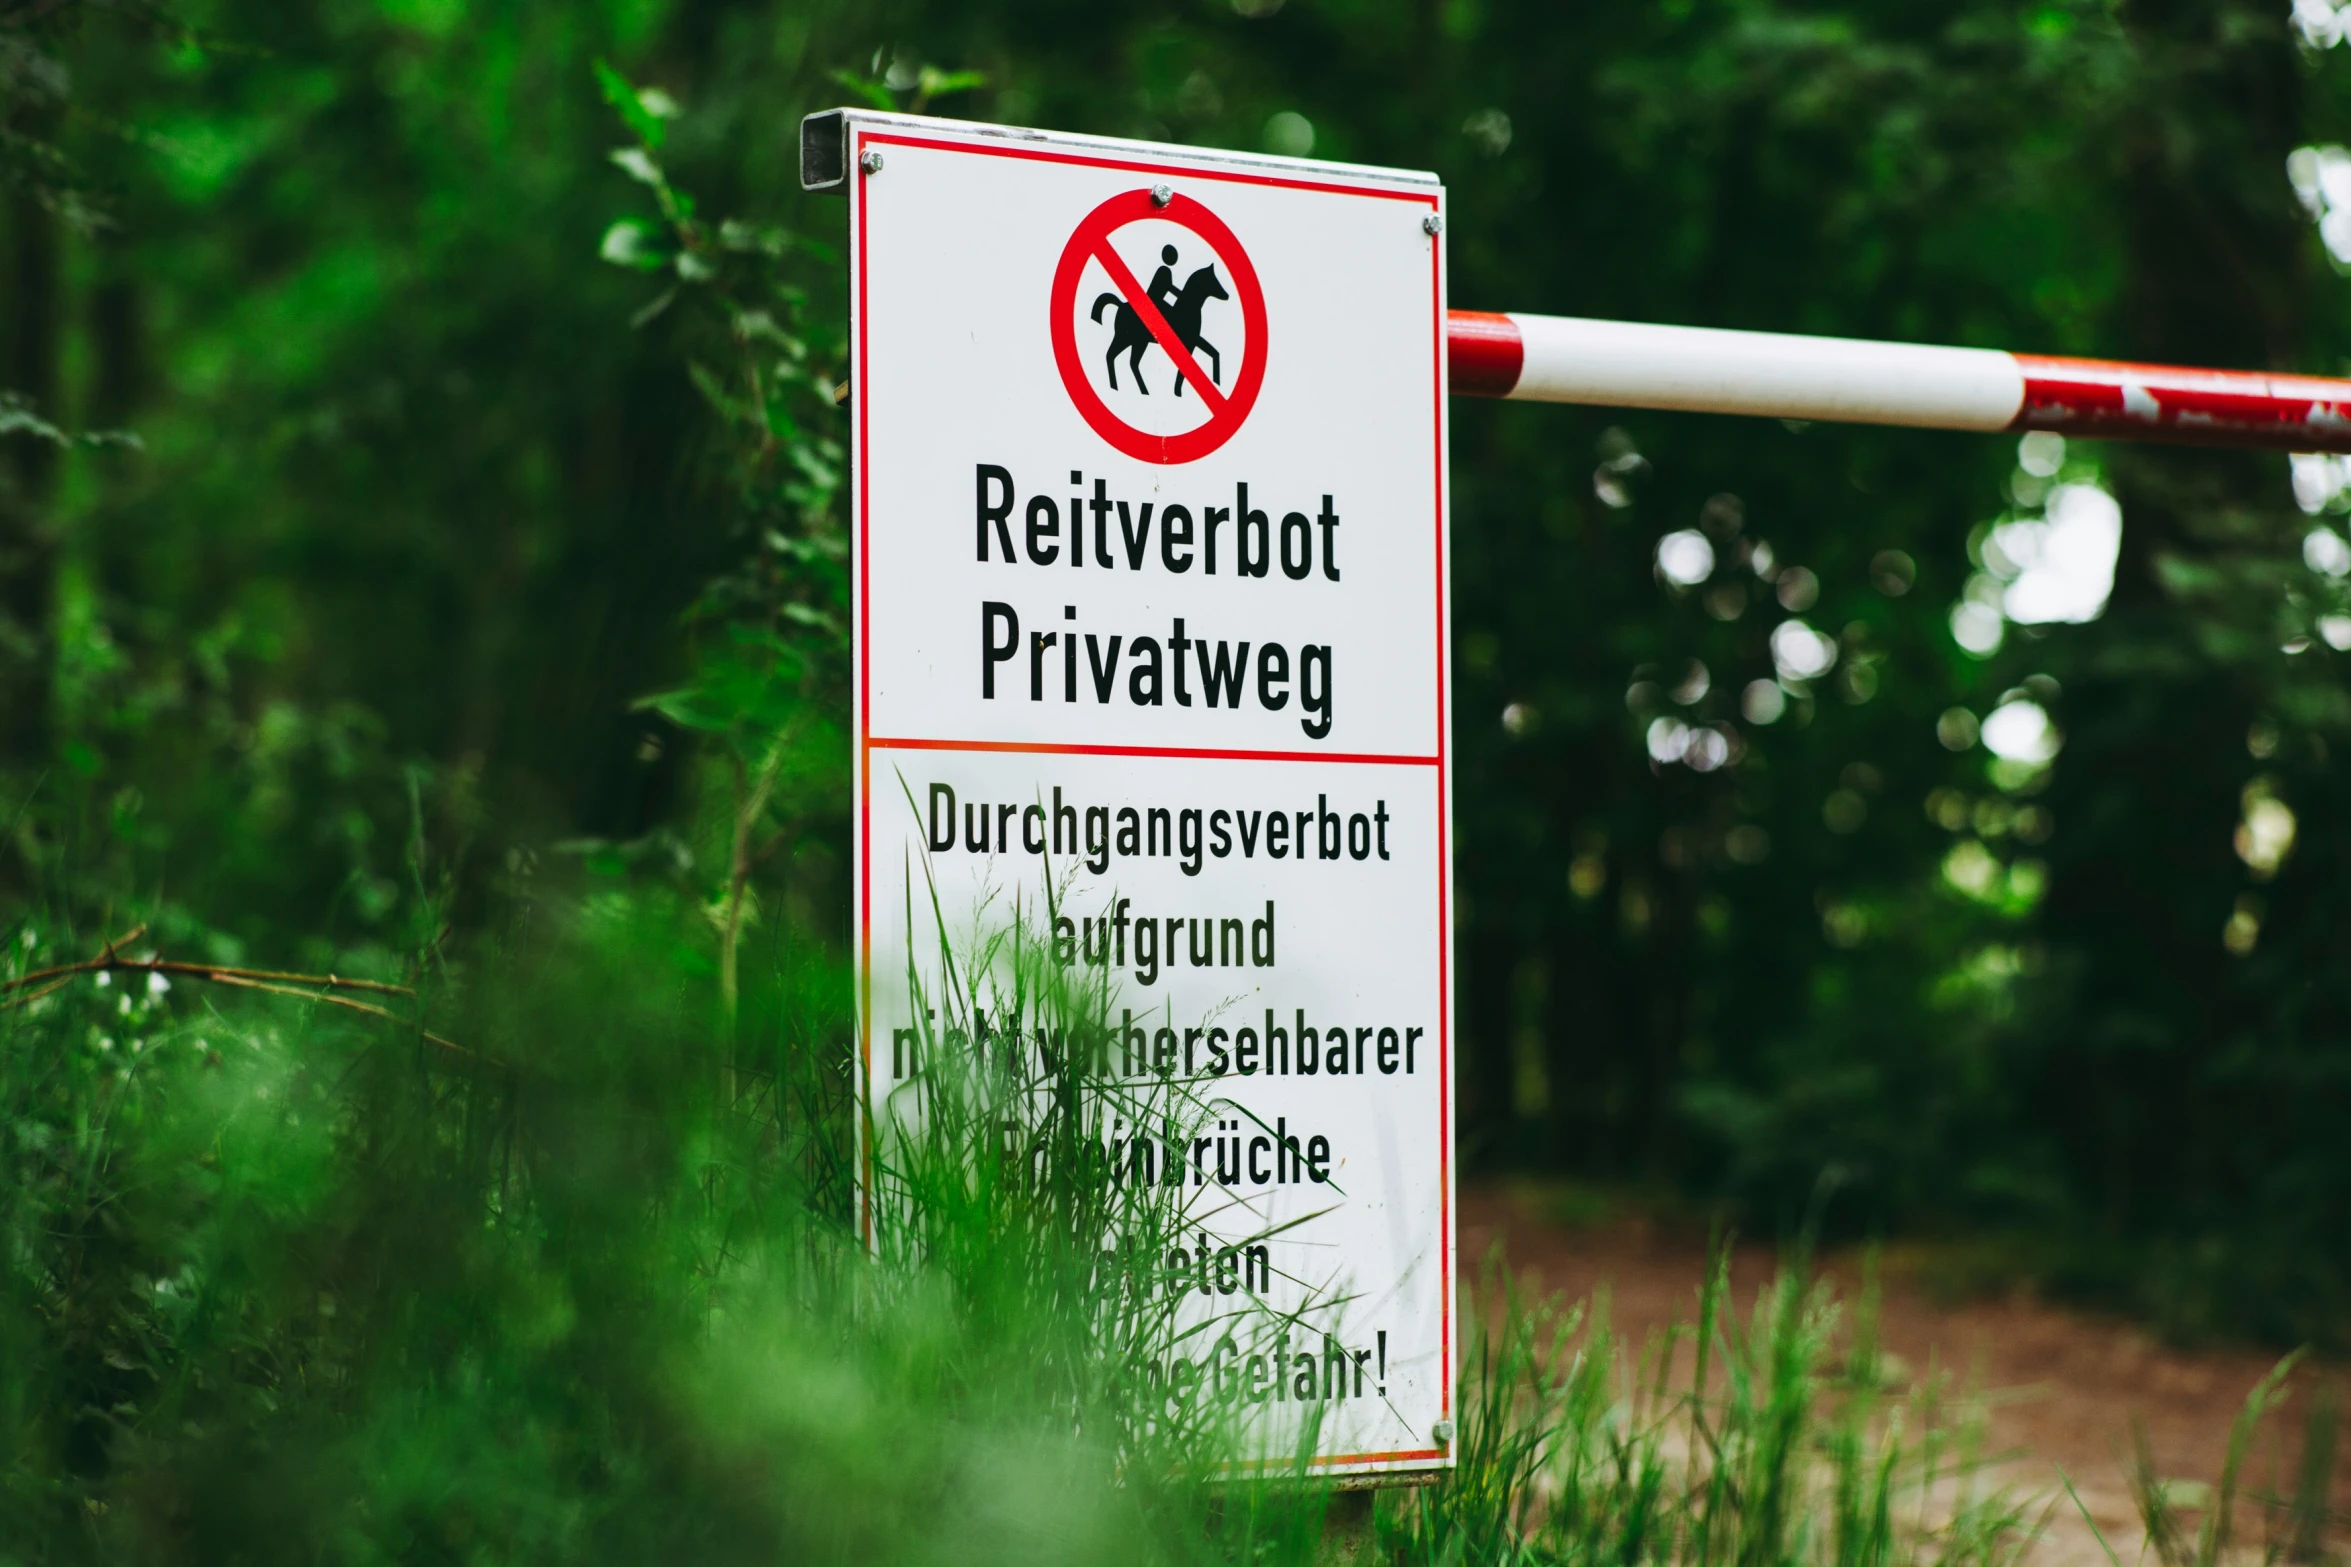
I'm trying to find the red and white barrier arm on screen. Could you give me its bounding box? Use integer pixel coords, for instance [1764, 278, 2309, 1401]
[1447, 310, 2351, 454]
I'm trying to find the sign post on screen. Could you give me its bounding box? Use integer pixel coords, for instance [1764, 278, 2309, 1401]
[809, 108, 1455, 1479]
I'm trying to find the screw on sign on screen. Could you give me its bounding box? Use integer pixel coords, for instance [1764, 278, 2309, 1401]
[1048, 188, 1270, 465]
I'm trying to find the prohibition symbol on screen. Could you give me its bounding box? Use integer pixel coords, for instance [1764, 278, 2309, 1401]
[1049, 189, 1269, 465]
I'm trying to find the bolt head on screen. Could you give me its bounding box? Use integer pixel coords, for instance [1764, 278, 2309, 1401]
[860, 150, 885, 175]
[1422, 213, 1445, 237]
[1150, 183, 1174, 207]
[1432, 1417, 1455, 1446]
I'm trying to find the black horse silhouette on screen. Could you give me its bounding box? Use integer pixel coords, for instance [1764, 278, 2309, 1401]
[1089, 263, 1229, 396]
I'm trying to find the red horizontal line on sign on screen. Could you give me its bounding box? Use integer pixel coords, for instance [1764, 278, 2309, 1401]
[867, 735, 1440, 767]
[1221, 1446, 1448, 1471]
[863, 132, 1439, 205]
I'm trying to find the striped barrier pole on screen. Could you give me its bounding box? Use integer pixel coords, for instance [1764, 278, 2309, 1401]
[1447, 310, 2351, 454]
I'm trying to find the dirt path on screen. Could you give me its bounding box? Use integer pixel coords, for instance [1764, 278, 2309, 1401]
[1464, 1183, 2346, 1566]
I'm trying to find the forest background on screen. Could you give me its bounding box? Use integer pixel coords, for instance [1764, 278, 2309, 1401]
[3, 0, 2351, 1551]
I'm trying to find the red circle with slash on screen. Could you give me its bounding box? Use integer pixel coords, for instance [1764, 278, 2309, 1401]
[1049, 189, 1269, 465]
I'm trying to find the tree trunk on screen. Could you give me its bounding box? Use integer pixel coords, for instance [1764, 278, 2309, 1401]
[1, 176, 62, 767]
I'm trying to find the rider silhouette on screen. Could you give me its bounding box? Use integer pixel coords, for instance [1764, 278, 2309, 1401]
[1146, 244, 1181, 316]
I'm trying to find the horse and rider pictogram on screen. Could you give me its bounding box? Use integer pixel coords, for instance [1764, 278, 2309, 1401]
[1048, 187, 1269, 465]
[1090, 245, 1230, 397]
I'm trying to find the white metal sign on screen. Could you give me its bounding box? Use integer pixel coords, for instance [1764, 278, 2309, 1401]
[834, 109, 1452, 1476]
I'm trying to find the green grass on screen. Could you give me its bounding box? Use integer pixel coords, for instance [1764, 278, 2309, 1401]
[1385, 1249, 2035, 1567]
[0, 889, 2326, 1564]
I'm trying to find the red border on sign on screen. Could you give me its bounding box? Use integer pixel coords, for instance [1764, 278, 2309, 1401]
[852, 125, 1450, 1475]
[869, 735, 1437, 767]
[1049, 189, 1269, 465]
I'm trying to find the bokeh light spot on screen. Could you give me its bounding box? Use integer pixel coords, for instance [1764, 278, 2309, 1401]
[2017, 432, 2067, 477]
[2236, 782, 2297, 879]
[1262, 111, 1314, 155]
[1657, 529, 1714, 586]
[2304, 526, 2351, 576]
[1982, 699, 2060, 765]
[1950, 601, 2003, 656]
[1770, 619, 1837, 682]
[1995, 484, 2121, 624]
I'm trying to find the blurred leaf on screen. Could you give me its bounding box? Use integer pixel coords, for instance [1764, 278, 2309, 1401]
[0, 391, 68, 446]
[826, 67, 896, 110]
[608, 145, 664, 187]
[598, 217, 667, 270]
[594, 58, 670, 149]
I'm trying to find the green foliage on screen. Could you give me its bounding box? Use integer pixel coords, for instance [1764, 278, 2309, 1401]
[1, 0, 2347, 1477]
[2116, 1352, 2319, 1567]
[0, 892, 1151, 1558]
[1393, 1252, 2037, 1567]
[588, 63, 851, 1023]
[5, 0, 2350, 1551]
[0, 877, 2325, 1559]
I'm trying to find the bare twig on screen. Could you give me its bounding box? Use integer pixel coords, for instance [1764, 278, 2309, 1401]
[3, 933, 470, 1059]
[5, 976, 70, 1009]
[198, 973, 469, 1058]
[4, 955, 414, 999]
